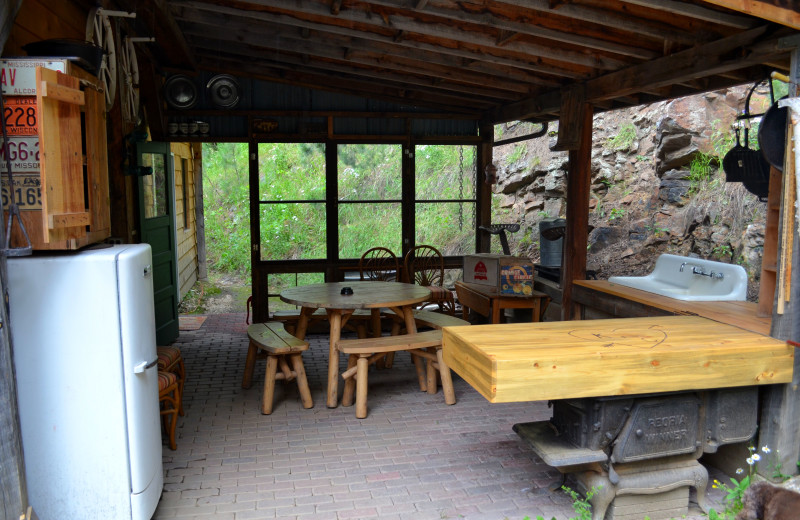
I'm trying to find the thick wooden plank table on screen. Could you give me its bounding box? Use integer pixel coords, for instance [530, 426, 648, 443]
[442, 315, 793, 403]
[454, 281, 550, 324]
[281, 281, 430, 408]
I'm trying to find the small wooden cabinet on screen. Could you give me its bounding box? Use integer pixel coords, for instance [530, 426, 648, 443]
[1, 59, 110, 250]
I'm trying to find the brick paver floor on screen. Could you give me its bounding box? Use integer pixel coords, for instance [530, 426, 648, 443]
[153, 313, 724, 520]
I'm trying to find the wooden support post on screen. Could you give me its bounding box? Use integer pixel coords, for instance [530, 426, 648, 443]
[560, 101, 594, 321]
[478, 121, 494, 253]
[193, 145, 208, 281]
[758, 44, 800, 478]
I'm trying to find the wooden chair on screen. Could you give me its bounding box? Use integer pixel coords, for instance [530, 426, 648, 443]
[359, 247, 400, 339]
[242, 322, 314, 414]
[157, 346, 185, 416]
[403, 245, 455, 315]
[359, 246, 400, 282]
[158, 370, 180, 450]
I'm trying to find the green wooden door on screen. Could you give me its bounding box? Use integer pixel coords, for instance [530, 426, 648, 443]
[137, 142, 179, 345]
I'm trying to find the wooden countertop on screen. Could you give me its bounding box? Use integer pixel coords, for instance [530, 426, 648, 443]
[573, 280, 771, 335]
[442, 315, 793, 403]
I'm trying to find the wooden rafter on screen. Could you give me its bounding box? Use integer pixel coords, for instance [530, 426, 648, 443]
[699, 0, 800, 30]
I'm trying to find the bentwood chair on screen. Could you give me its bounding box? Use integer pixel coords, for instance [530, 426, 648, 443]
[403, 245, 455, 315]
[359, 247, 400, 282]
[359, 247, 401, 340]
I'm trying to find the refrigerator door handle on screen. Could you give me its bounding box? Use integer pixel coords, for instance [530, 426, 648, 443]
[134, 358, 158, 374]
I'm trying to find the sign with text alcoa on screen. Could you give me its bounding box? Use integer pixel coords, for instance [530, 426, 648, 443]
[463, 254, 535, 296]
[0, 58, 68, 96]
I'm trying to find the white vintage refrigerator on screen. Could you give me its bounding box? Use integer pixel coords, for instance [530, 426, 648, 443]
[7, 244, 163, 520]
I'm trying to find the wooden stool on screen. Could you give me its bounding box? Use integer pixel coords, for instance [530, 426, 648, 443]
[243, 322, 314, 414]
[157, 346, 185, 416]
[158, 370, 180, 450]
[337, 330, 456, 419]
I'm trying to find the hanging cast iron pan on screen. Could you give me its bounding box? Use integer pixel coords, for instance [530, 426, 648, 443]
[722, 127, 747, 182]
[758, 95, 788, 171]
[732, 79, 772, 200]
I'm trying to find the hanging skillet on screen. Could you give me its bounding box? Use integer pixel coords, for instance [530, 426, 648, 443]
[731, 79, 771, 200]
[722, 126, 747, 182]
[758, 95, 788, 171]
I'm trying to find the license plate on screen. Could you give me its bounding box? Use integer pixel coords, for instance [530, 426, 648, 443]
[2, 97, 38, 136]
[0, 137, 40, 172]
[1, 173, 42, 210]
[0, 58, 68, 96]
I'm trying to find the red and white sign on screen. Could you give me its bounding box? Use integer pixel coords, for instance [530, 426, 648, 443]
[473, 261, 488, 280]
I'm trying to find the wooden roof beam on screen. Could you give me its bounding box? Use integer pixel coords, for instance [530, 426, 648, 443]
[490, 24, 788, 122]
[699, 0, 800, 30]
[186, 34, 526, 100]
[207, 0, 629, 70]
[365, 0, 659, 59]
[624, 0, 758, 29]
[189, 41, 512, 105]
[495, 0, 722, 45]
[174, 7, 562, 88]
[175, 1, 582, 79]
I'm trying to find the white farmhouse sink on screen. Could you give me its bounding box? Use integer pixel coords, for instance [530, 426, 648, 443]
[608, 254, 748, 301]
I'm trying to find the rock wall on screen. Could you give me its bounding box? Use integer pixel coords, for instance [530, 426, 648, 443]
[492, 86, 770, 300]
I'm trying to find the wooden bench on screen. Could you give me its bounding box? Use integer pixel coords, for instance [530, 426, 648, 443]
[242, 322, 314, 414]
[272, 308, 372, 337]
[412, 309, 471, 329]
[336, 330, 456, 418]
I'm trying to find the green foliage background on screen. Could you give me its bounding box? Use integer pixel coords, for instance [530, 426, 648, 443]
[201, 142, 478, 278]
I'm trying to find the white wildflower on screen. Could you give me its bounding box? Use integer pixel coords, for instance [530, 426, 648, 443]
[762, 446, 771, 454]
[746, 457, 755, 465]
[736, 468, 744, 474]
[752, 454, 761, 462]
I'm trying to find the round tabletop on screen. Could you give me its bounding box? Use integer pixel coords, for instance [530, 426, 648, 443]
[280, 281, 431, 310]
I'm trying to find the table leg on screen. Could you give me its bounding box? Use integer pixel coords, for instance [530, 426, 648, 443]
[532, 299, 541, 323]
[491, 301, 502, 324]
[293, 306, 313, 340]
[402, 306, 427, 392]
[326, 309, 344, 408]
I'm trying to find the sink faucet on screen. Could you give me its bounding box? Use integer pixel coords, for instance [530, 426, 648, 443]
[679, 262, 723, 279]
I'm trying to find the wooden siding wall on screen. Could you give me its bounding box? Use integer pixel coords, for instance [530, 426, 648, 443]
[172, 142, 199, 299]
[5, 0, 85, 54]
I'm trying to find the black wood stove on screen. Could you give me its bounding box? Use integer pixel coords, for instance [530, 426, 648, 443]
[514, 387, 758, 520]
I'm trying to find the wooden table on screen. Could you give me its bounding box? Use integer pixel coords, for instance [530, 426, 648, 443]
[442, 315, 793, 403]
[280, 281, 431, 408]
[454, 281, 550, 324]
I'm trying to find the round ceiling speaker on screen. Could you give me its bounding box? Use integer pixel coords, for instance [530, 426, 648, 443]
[207, 74, 240, 109]
[164, 75, 198, 110]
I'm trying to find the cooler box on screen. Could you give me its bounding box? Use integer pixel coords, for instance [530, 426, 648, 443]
[463, 254, 535, 296]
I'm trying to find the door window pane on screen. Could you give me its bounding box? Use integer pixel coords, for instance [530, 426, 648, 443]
[338, 144, 401, 200]
[142, 153, 167, 218]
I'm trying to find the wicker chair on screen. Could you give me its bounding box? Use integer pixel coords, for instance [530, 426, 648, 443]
[158, 371, 180, 450]
[403, 245, 455, 315]
[157, 346, 185, 416]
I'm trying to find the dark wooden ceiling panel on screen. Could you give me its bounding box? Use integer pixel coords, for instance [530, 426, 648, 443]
[116, 0, 796, 122]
